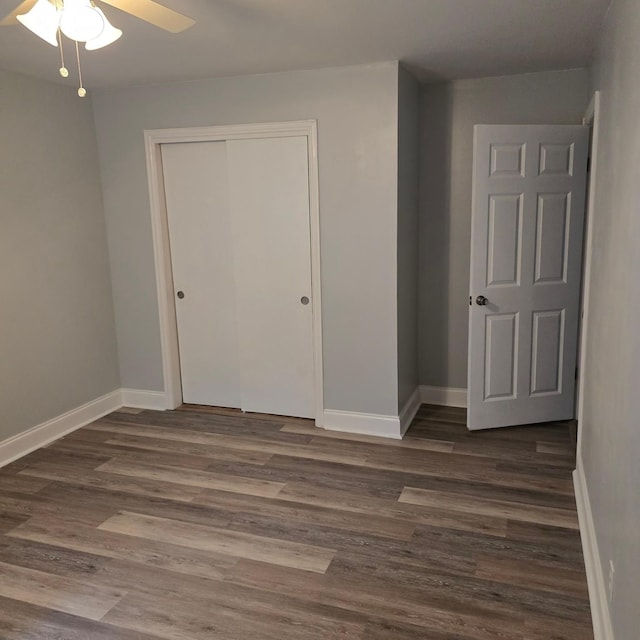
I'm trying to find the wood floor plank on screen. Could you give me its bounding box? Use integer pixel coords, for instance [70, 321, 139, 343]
[280, 422, 455, 452]
[31, 482, 232, 530]
[474, 554, 589, 597]
[208, 452, 576, 509]
[88, 422, 371, 466]
[284, 443, 574, 495]
[223, 506, 481, 577]
[399, 486, 579, 529]
[0, 511, 29, 533]
[0, 534, 109, 580]
[8, 516, 238, 581]
[0, 490, 115, 527]
[97, 411, 312, 443]
[536, 440, 576, 456]
[453, 439, 576, 468]
[275, 481, 508, 537]
[0, 561, 125, 620]
[103, 433, 274, 465]
[90, 558, 367, 640]
[326, 554, 590, 624]
[0, 473, 52, 494]
[0, 596, 165, 640]
[48, 438, 217, 471]
[505, 519, 585, 553]
[361, 618, 469, 640]
[215, 453, 408, 499]
[193, 488, 418, 540]
[16, 447, 111, 471]
[57, 428, 274, 466]
[522, 617, 595, 640]
[96, 458, 285, 498]
[222, 559, 525, 640]
[411, 523, 586, 571]
[18, 463, 206, 503]
[98, 510, 337, 573]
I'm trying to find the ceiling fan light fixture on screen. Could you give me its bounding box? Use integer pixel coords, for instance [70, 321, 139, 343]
[16, 0, 60, 47]
[9, 0, 193, 97]
[85, 7, 122, 50]
[59, 0, 104, 42]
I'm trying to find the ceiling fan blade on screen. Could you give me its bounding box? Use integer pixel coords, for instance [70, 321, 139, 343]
[100, 0, 195, 33]
[0, 0, 38, 26]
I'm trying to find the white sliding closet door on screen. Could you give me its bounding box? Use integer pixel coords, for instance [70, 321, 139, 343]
[161, 141, 241, 407]
[161, 135, 315, 419]
[227, 136, 315, 418]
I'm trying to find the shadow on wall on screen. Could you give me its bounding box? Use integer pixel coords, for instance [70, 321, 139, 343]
[418, 83, 454, 388]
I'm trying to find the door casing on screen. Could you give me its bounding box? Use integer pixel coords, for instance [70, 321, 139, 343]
[575, 92, 601, 443]
[144, 121, 324, 425]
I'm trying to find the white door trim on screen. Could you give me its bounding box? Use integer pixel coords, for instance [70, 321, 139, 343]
[576, 92, 601, 438]
[144, 121, 324, 425]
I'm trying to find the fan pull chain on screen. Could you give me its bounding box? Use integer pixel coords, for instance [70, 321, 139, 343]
[75, 40, 86, 97]
[58, 29, 69, 78]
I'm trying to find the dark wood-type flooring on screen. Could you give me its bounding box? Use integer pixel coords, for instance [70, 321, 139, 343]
[0, 404, 592, 639]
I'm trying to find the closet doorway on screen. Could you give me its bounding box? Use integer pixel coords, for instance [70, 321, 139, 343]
[144, 121, 323, 423]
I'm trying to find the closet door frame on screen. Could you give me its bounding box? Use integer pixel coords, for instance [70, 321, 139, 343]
[144, 121, 324, 425]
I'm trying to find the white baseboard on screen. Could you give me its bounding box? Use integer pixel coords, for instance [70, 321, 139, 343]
[420, 385, 467, 408]
[399, 387, 421, 436]
[573, 454, 614, 640]
[0, 390, 122, 469]
[121, 388, 168, 411]
[0, 387, 171, 469]
[323, 409, 402, 439]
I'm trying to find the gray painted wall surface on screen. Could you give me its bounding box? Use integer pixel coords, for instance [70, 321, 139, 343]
[583, 1, 640, 636]
[0, 70, 119, 441]
[396, 66, 420, 411]
[92, 62, 401, 416]
[418, 69, 589, 388]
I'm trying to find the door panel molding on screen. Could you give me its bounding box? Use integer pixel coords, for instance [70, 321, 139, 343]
[144, 121, 324, 425]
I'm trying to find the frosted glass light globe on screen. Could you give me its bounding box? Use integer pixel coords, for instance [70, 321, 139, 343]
[85, 8, 122, 50]
[60, 0, 104, 42]
[16, 0, 60, 47]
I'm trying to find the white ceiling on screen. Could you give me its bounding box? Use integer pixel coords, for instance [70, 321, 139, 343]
[0, 0, 611, 89]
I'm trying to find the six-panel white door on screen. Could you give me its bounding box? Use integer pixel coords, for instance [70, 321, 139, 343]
[467, 125, 589, 430]
[161, 136, 315, 418]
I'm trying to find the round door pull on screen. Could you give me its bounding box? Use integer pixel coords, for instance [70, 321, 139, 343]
[176, 291, 185, 299]
[300, 296, 310, 305]
[475, 295, 489, 306]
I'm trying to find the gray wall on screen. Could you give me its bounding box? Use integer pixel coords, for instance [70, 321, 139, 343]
[0, 69, 119, 442]
[396, 65, 420, 410]
[92, 62, 401, 417]
[419, 68, 589, 388]
[583, 0, 640, 636]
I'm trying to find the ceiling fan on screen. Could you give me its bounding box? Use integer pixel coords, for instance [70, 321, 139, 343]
[0, 0, 195, 33]
[0, 0, 194, 95]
